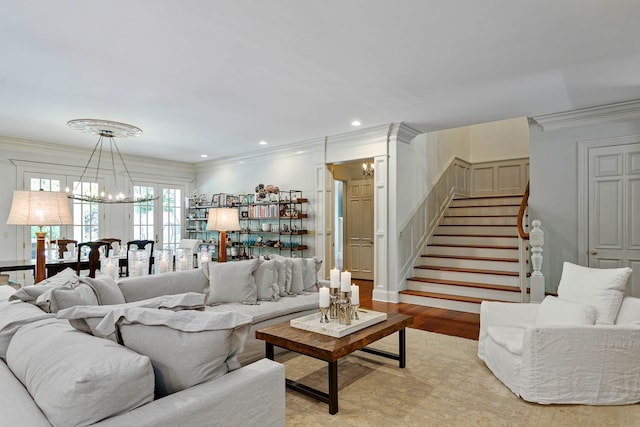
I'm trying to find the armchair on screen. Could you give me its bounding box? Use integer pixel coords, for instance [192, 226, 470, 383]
[478, 262, 638, 405]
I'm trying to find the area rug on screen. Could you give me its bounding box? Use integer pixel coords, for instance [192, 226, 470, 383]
[282, 328, 640, 426]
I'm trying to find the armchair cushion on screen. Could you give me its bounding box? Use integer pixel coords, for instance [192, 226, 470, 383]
[486, 326, 524, 356]
[557, 262, 632, 325]
[534, 296, 597, 326]
[615, 296, 640, 325]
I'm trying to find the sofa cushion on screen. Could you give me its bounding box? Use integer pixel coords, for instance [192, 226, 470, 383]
[79, 275, 126, 305]
[0, 300, 53, 360]
[273, 259, 287, 296]
[206, 259, 259, 305]
[487, 326, 525, 356]
[290, 258, 305, 295]
[0, 285, 16, 301]
[557, 262, 632, 324]
[615, 297, 640, 325]
[57, 292, 206, 339]
[117, 268, 209, 302]
[94, 308, 252, 398]
[254, 259, 280, 302]
[6, 318, 154, 427]
[534, 296, 597, 326]
[0, 362, 52, 427]
[205, 292, 320, 324]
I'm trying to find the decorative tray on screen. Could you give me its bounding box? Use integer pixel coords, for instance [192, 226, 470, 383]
[290, 309, 388, 338]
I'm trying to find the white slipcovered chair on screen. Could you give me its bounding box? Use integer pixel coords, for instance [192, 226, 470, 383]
[478, 262, 640, 405]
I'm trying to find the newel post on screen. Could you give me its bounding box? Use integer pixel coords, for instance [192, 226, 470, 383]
[529, 220, 545, 303]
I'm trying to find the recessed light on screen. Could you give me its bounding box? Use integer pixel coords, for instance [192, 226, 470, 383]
[351, 120, 361, 127]
[259, 141, 268, 145]
[200, 154, 208, 158]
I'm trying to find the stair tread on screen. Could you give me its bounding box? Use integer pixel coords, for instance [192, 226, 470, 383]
[399, 290, 505, 304]
[453, 195, 523, 200]
[415, 265, 521, 276]
[445, 214, 521, 218]
[406, 276, 521, 292]
[434, 233, 517, 238]
[428, 243, 518, 249]
[449, 204, 520, 208]
[420, 254, 519, 263]
[439, 224, 516, 227]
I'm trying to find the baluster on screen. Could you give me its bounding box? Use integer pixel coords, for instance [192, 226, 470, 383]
[529, 220, 545, 303]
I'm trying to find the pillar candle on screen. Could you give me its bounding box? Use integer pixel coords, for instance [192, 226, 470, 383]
[180, 256, 188, 270]
[340, 271, 351, 292]
[319, 287, 330, 308]
[134, 260, 143, 276]
[350, 284, 359, 305]
[158, 258, 168, 273]
[105, 263, 116, 279]
[330, 268, 340, 288]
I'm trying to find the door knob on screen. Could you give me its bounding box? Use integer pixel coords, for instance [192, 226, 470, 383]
[590, 249, 598, 255]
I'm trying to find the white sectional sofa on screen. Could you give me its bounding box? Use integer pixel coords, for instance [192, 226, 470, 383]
[0, 257, 321, 426]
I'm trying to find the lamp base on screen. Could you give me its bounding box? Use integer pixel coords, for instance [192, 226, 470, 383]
[35, 230, 47, 283]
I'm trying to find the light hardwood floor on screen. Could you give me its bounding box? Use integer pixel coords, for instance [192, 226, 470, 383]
[355, 279, 480, 340]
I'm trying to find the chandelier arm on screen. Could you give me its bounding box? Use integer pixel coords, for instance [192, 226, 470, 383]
[109, 137, 118, 197]
[96, 135, 104, 187]
[110, 137, 136, 199]
[75, 136, 102, 194]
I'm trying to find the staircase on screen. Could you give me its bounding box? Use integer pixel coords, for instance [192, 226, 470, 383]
[400, 195, 526, 314]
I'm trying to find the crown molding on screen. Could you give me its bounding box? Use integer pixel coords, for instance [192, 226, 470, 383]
[531, 99, 640, 131]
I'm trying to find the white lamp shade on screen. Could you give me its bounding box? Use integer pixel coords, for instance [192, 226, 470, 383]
[206, 207, 240, 231]
[6, 191, 73, 226]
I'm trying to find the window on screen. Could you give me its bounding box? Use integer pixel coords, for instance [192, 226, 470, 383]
[133, 185, 182, 252]
[162, 187, 182, 252]
[71, 181, 100, 242]
[133, 185, 155, 240]
[29, 178, 64, 258]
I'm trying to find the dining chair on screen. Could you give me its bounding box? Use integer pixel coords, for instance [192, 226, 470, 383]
[55, 239, 78, 259]
[126, 240, 155, 275]
[76, 241, 111, 278]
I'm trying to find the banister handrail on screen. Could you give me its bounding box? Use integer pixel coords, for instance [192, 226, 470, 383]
[517, 181, 530, 240]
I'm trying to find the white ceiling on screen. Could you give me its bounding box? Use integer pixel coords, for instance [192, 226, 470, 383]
[2, 1, 640, 163]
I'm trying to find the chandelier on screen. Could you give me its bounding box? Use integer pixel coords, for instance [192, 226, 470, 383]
[66, 119, 158, 204]
[362, 161, 374, 177]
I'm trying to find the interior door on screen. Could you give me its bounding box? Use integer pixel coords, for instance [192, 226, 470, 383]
[345, 179, 374, 280]
[588, 143, 640, 295]
[133, 184, 185, 253]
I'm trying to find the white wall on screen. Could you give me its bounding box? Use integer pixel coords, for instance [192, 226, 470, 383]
[469, 117, 530, 162]
[529, 118, 640, 292]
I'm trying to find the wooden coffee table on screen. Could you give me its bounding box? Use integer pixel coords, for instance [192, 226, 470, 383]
[255, 312, 413, 414]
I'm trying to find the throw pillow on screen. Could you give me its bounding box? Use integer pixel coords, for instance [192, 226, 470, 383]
[79, 275, 126, 305]
[615, 296, 640, 325]
[302, 257, 322, 292]
[9, 268, 79, 304]
[206, 259, 259, 305]
[94, 307, 252, 398]
[289, 258, 305, 295]
[273, 259, 287, 297]
[6, 318, 154, 427]
[0, 300, 53, 360]
[557, 261, 632, 324]
[534, 296, 597, 326]
[254, 259, 280, 301]
[36, 282, 99, 313]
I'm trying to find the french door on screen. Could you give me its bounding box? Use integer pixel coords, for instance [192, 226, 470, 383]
[132, 183, 184, 253]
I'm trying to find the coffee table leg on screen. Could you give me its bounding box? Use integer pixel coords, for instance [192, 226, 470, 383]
[328, 360, 338, 415]
[399, 328, 406, 368]
[265, 342, 274, 360]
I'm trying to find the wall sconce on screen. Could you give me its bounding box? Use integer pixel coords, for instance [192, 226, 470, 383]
[362, 161, 374, 177]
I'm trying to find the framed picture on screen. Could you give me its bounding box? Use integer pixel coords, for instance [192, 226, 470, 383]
[239, 194, 247, 205]
[211, 193, 221, 207]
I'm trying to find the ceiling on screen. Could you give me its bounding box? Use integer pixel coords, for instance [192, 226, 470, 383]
[2, 1, 640, 163]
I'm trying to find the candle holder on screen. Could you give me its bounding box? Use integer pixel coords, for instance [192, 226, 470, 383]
[329, 288, 340, 319]
[351, 303, 360, 320]
[319, 306, 330, 323]
[338, 291, 352, 326]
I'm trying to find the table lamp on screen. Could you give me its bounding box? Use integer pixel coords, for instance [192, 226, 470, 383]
[206, 207, 240, 262]
[6, 191, 73, 283]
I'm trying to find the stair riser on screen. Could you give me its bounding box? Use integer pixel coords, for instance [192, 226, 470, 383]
[406, 280, 522, 302]
[414, 269, 521, 287]
[431, 235, 518, 246]
[419, 257, 519, 272]
[436, 225, 518, 236]
[450, 197, 522, 207]
[441, 216, 517, 226]
[399, 293, 481, 314]
[425, 246, 519, 258]
[446, 206, 520, 216]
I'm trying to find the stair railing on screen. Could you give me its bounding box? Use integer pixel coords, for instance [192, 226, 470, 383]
[517, 182, 545, 303]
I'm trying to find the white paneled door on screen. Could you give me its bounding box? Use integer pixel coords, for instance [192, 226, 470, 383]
[588, 143, 640, 296]
[345, 179, 374, 280]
